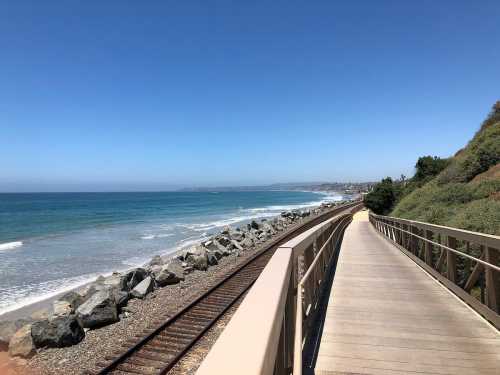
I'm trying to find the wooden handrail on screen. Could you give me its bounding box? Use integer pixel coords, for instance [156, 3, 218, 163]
[369, 212, 500, 328]
[293, 214, 352, 375]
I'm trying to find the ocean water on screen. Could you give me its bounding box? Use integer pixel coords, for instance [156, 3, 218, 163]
[0, 191, 344, 316]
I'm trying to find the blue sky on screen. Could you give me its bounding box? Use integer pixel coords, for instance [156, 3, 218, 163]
[1, 1, 499, 191]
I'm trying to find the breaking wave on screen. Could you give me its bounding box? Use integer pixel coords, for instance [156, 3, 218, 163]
[0, 241, 23, 252]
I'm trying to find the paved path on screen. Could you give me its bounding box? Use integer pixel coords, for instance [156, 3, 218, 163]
[315, 211, 500, 375]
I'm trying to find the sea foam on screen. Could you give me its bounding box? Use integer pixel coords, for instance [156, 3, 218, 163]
[0, 241, 23, 252]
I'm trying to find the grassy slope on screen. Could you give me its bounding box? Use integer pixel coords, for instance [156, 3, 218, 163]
[392, 117, 500, 235]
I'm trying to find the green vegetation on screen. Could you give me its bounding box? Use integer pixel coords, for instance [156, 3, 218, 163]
[364, 102, 500, 235]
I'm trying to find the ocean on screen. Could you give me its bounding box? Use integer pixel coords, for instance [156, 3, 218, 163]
[0, 190, 344, 316]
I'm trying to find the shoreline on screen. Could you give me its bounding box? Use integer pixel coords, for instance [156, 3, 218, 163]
[0, 191, 346, 322]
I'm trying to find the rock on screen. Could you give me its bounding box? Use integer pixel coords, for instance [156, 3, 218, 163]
[122, 268, 148, 291]
[211, 249, 224, 260]
[149, 255, 163, 267]
[58, 291, 85, 312]
[184, 266, 194, 274]
[228, 230, 244, 241]
[130, 276, 154, 299]
[113, 290, 130, 308]
[30, 308, 51, 321]
[231, 239, 244, 251]
[166, 259, 185, 281]
[31, 315, 84, 348]
[185, 246, 208, 271]
[154, 265, 181, 287]
[8, 325, 34, 358]
[0, 319, 31, 350]
[262, 222, 276, 234]
[99, 273, 126, 291]
[207, 253, 218, 266]
[240, 237, 254, 248]
[186, 253, 208, 271]
[95, 275, 106, 283]
[204, 239, 227, 253]
[219, 236, 232, 247]
[76, 289, 119, 329]
[250, 220, 260, 230]
[149, 264, 162, 275]
[52, 300, 72, 317]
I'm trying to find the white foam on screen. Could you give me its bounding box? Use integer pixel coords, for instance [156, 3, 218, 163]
[0, 241, 23, 252]
[176, 212, 279, 232]
[140, 233, 174, 240]
[176, 234, 211, 250]
[0, 272, 100, 317]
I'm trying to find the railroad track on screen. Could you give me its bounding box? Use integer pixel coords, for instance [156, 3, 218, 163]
[89, 202, 360, 375]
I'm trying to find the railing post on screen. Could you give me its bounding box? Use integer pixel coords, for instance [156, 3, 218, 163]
[447, 236, 457, 283]
[424, 230, 433, 266]
[410, 224, 419, 256]
[485, 247, 500, 313]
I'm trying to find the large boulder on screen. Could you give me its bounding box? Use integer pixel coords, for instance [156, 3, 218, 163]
[0, 319, 30, 350]
[113, 290, 130, 308]
[31, 315, 84, 348]
[240, 237, 254, 249]
[98, 273, 127, 292]
[30, 308, 50, 321]
[228, 230, 244, 242]
[186, 253, 208, 271]
[166, 259, 185, 281]
[210, 249, 224, 260]
[58, 291, 85, 312]
[217, 236, 232, 247]
[154, 268, 179, 287]
[231, 240, 244, 252]
[207, 253, 218, 266]
[76, 289, 119, 329]
[204, 239, 227, 253]
[8, 324, 34, 358]
[262, 222, 276, 235]
[52, 300, 72, 317]
[122, 268, 148, 292]
[130, 276, 154, 299]
[185, 246, 208, 271]
[250, 220, 260, 230]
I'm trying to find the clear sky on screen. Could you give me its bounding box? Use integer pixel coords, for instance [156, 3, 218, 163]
[1, 1, 499, 192]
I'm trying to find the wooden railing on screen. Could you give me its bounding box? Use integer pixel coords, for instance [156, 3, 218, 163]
[369, 212, 500, 329]
[293, 214, 352, 375]
[196, 202, 362, 375]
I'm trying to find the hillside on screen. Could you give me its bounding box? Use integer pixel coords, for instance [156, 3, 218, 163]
[366, 102, 500, 235]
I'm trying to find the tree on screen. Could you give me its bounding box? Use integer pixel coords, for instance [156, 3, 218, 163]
[414, 156, 449, 183]
[364, 177, 397, 215]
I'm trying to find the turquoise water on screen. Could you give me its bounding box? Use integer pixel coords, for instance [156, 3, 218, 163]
[0, 191, 343, 315]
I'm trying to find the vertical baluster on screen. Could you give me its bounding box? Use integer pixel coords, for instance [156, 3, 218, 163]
[447, 236, 457, 283]
[424, 230, 433, 266]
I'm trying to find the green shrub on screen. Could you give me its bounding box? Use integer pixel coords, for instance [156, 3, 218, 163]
[414, 156, 450, 183]
[364, 177, 398, 215]
[447, 199, 500, 235]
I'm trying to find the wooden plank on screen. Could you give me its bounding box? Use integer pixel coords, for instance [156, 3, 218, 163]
[315, 213, 500, 375]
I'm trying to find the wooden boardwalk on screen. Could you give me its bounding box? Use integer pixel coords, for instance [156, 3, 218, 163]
[315, 211, 500, 375]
